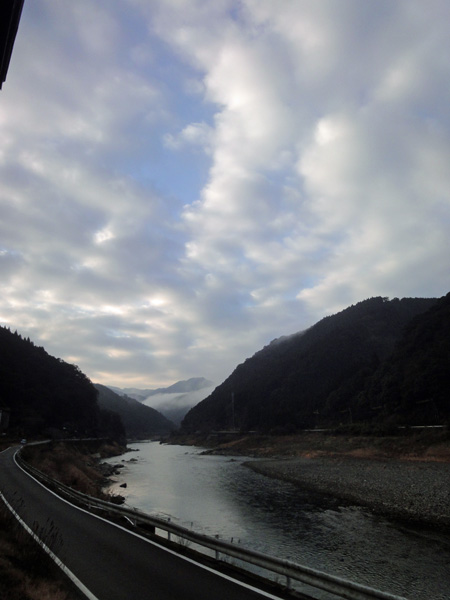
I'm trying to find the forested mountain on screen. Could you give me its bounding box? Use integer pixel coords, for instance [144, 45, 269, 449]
[357, 292, 450, 425]
[181, 296, 444, 433]
[143, 385, 216, 427]
[109, 377, 214, 402]
[0, 327, 124, 440]
[108, 377, 215, 427]
[147, 377, 214, 396]
[95, 384, 175, 437]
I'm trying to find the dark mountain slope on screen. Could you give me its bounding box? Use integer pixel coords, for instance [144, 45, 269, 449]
[0, 327, 124, 440]
[181, 296, 437, 433]
[146, 377, 214, 396]
[95, 384, 175, 437]
[355, 292, 450, 425]
[110, 377, 214, 402]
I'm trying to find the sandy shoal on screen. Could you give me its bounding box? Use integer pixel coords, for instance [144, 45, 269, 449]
[244, 456, 450, 528]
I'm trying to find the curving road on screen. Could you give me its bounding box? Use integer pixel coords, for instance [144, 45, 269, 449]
[0, 447, 286, 600]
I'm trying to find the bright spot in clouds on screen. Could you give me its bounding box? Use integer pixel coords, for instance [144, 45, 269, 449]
[95, 229, 114, 244]
[149, 298, 167, 308]
[0, 0, 449, 389]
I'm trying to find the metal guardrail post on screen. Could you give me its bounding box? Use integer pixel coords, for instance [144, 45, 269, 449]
[15, 445, 410, 600]
[215, 535, 220, 560]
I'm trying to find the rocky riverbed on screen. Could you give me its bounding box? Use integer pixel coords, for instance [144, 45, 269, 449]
[245, 456, 450, 528]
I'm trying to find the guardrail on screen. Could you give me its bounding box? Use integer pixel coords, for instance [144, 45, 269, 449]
[16, 447, 409, 600]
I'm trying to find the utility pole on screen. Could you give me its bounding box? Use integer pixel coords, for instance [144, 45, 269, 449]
[231, 392, 235, 430]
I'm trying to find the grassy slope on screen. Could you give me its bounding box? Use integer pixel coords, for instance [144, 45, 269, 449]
[20, 440, 125, 499]
[0, 501, 87, 600]
[0, 440, 124, 600]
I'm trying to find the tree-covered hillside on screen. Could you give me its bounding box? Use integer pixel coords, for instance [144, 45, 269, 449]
[181, 296, 441, 433]
[95, 384, 175, 438]
[355, 292, 450, 425]
[0, 327, 124, 440]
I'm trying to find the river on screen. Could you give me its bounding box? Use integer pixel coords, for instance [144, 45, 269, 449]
[105, 442, 450, 599]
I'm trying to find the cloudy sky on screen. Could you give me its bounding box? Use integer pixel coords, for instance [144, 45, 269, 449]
[1, 0, 449, 389]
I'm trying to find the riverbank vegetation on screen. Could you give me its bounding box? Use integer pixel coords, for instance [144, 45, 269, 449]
[0, 440, 125, 599]
[20, 440, 126, 499]
[174, 427, 450, 461]
[0, 497, 82, 600]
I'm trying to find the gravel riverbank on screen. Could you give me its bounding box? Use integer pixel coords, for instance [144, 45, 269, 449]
[245, 456, 450, 528]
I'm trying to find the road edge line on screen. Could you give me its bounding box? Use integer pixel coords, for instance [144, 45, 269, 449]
[13, 449, 286, 600]
[0, 489, 100, 600]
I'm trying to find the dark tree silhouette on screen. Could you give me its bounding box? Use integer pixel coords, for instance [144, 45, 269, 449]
[181, 295, 444, 433]
[0, 327, 125, 441]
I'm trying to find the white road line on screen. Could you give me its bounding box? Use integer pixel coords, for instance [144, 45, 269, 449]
[10, 449, 286, 600]
[0, 490, 100, 600]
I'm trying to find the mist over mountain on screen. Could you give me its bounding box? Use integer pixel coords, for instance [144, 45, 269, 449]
[110, 377, 213, 399]
[108, 378, 215, 426]
[3, 292, 446, 442]
[141, 385, 216, 426]
[181, 296, 446, 433]
[95, 384, 175, 437]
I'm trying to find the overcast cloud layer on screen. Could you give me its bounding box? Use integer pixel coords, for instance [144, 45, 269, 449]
[1, 0, 449, 388]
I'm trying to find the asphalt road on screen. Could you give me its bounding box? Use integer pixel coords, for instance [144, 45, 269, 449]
[0, 447, 285, 600]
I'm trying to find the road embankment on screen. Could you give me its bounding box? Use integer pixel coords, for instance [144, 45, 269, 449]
[245, 455, 450, 528]
[19, 439, 127, 500]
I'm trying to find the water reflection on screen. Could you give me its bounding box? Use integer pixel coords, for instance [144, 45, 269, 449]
[106, 443, 450, 600]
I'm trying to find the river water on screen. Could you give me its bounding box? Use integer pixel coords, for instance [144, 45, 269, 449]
[105, 442, 450, 599]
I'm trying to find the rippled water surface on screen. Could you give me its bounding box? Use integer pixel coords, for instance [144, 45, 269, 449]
[106, 443, 450, 599]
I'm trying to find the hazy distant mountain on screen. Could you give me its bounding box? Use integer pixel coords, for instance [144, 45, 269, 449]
[95, 384, 175, 437]
[181, 296, 443, 433]
[107, 386, 148, 402]
[108, 378, 215, 427]
[142, 385, 216, 426]
[110, 377, 213, 399]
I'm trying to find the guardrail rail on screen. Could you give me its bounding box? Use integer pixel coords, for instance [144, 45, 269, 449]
[16, 445, 409, 600]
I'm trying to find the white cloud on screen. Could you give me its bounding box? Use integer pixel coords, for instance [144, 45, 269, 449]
[0, 0, 449, 389]
[164, 122, 214, 153]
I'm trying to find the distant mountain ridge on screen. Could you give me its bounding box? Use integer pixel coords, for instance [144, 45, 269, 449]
[181, 295, 446, 433]
[108, 377, 215, 426]
[109, 377, 214, 401]
[0, 326, 190, 439]
[94, 384, 175, 438]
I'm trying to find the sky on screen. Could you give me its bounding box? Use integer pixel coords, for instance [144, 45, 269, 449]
[1, 0, 449, 390]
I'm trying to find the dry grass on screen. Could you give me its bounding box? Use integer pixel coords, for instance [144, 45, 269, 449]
[1, 439, 125, 599]
[198, 429, 450, 462]
[0, 500, 80, 600]
[22, 440, 124, 499]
